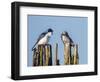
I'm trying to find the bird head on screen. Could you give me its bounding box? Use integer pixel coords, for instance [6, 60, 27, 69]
[47, 28, 53, 37]
[48, 28, 53, 33]
[62, 31, 68, 36]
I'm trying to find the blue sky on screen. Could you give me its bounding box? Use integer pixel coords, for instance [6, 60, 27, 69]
[28, 15, 88, 66]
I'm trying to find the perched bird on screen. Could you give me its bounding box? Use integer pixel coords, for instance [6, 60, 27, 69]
[61, 31, 74, 46]
[32, 28, 53, 50]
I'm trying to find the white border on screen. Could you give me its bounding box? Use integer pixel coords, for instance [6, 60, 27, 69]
[20, 6, 94, 76]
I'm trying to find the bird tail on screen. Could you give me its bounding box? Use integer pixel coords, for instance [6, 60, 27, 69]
[32, 42, 37, 51]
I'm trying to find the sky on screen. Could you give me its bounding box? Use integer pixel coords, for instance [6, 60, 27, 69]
[28, 15, 88, 66]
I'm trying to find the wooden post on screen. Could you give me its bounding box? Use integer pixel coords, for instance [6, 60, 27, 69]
[45, 45, 49, 65]
[48, 45, 52, 65]
[42, 45, 46, 66]
[64, 43, 71, 65]
[32, 44, 52, 66]
[70, 55, 74, 64]
[70, 47, 74, 65]
[73, 44, 79, 64]
[36, 51, 39, 66]
[55, 43, 59, 65]
[38, 45, 42, 66]
[33, 48, 37, 66]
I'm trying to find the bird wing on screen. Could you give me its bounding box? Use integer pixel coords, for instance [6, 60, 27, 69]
[37, 32, 47, 43]
[69, 36, 73, 43]
[68, 34, 73, 43]
[32, 32, 47, 50]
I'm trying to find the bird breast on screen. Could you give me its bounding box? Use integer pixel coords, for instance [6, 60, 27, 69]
[38, 36, 48, 45]
[62, 36, 70, 43]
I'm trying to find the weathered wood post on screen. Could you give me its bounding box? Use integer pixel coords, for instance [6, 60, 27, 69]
[73, 44, 79, 64]
[48, 45, 52, 65]
[33, 48, 39, 66]
[33, 49, 36, 66]
[64, 43, 71, 65]
[55, 43, 58, 65]
[38, 45, 43, 66]
[70, 46, 75, 65]
[45, 45, 49, 65]
[33, 44, 52, 66]
[42, 45, 46, 66]
[54, 43, 59, 65]
[41, 44, 52, 66]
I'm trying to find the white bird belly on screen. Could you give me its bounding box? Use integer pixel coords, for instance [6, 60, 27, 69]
[38, 37, 48, 45]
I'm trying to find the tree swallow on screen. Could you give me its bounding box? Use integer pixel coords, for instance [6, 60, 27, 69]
[32, 28, 53, 50]
[61, 31, 74, 46]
